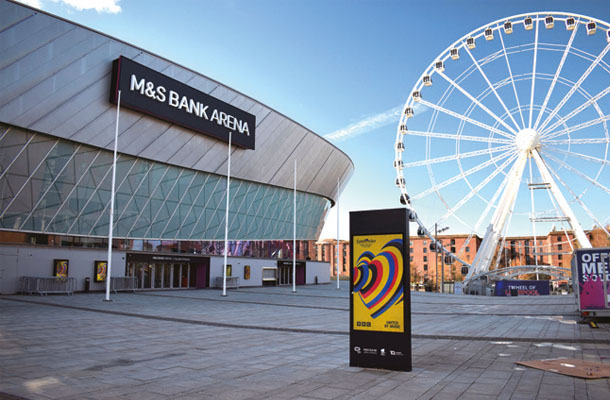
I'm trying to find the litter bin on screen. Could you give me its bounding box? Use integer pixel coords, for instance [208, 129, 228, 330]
[84, 277, 90, 292]
[315, 276, 318, 285]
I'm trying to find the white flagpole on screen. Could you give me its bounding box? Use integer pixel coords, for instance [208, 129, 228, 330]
[336, 177, 340, 289]
[222, 131, 232, 297]
[105, 90, 121, 302]
[293, 159, 297, 293]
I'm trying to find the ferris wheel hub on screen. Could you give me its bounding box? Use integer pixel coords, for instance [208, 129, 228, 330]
[515, 128, 540, 151]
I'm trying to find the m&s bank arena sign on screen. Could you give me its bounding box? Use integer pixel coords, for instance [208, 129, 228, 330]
[110, 56, 256, 149]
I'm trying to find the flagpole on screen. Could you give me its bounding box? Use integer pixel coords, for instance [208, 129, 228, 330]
[222, 131, 232, 297]
[336, 177, 340, 289]
[292, 159, 297, 293]
[105, 90, 120, 302]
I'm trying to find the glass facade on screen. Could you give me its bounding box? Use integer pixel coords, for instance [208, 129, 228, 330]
[0, 124, 331, 240]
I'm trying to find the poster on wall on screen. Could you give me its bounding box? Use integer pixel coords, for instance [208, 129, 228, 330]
[244, 265, 251, 280]
[95, 261, 108, 282]
[350, 208, 411, 372]
[572, 248, 610, 313]
[53, 259, 69, 277]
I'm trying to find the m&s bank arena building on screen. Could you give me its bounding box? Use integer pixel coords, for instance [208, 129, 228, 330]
[0, 0, 353, 293]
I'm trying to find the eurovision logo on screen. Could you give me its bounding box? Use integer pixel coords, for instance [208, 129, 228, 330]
[353, 238, 404, 319]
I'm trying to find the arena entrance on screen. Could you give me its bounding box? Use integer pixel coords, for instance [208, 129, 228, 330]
[125, 253, 210, 289]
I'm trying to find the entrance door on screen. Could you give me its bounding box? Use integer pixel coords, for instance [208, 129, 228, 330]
[195, 259, 210, 288]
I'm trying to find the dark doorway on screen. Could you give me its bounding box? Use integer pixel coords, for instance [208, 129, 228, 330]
[195, 259, 210, 288]
[277, 260, 306, 286]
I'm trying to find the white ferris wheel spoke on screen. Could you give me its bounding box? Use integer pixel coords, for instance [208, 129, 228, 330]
[463, 44, 522, 133]
[497, 25, 526, 129]
[544, 151, 610, 196]
[538, 42, 610, 133]
[528, 158, 538, 266]
[437, 71, 518, 135]
[529, 16, 540, 129]
[533, 20, 579, 130]
[404, 144, 513, 168]
[418, 98, 514, 139]
[531, 149, 591, 247]
[543, 114, 610, 141]
[546, 137, 610, 145]
[436, 152, 518, 223]
[406, 129, 513, 144]
[541, 86, 610, 137]
[545, 160, 610, 238]
[544, 146, 610, 166]
[412, 149, 514, 200]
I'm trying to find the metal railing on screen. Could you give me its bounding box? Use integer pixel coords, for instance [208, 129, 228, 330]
[111, 277, 138, 293]
[20, 276, 76, 295]
[214, 276, 239, 289]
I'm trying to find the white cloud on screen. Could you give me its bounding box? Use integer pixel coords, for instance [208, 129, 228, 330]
[54, 0, 121, 13]
[324, 103, 427, 142]
[15, 0, 122, 13]
[14, 0, 42, 8]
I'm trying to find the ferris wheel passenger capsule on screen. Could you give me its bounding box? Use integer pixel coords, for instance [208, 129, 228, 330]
[466, 36, 476, 49]
[399, 123, 407, 134]
[396, 142, 405, 152]
[587, 21, 597, 35]
[412, 91, 422, 102]
[524, 16, 533, 30]
[399, 193, 410, 205]
[484, 27, 493, 40]
[395, 177, 405, 187]
[393, 159, 404, 169]
[450, 48, 459, 60]
[565, 17, 576, 30]
[503, 20, 513, 34]
[606, 30, 610, 43]
[544, 16, 554, 29]
[409, 211, 417, 221]
[404, 107, 414, 118]
[417, 226, 425, 236]
[434, 61, 445, 72]
[423, 74, 433, 86]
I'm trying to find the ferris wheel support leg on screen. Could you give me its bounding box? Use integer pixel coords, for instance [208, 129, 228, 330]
[466, 151, 529, 281]
[530, 150, 592, 248]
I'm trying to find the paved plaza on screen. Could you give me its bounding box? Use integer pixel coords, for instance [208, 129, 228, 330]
[1, 284, 609, 399]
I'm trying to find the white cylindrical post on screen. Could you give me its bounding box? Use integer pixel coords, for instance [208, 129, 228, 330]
[336, 178, 340, 289]
[222, 132, 232, 297]
[292, 159, 296, 293]
[105, 90, 121, 302]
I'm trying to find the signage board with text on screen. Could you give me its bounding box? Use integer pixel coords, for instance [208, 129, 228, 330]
[110, 56, 256, 149]
[349, 208, 411, 371]
[572, 247, 610, 314]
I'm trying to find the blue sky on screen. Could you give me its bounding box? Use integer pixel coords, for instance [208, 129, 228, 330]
[17, 0, 610, 241]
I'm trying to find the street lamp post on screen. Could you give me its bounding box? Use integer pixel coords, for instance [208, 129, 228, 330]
[434, 223, 449, 293]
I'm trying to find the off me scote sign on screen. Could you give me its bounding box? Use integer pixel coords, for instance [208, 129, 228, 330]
[110, 56, 256, 149]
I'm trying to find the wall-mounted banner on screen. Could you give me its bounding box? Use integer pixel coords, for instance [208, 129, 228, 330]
[572, 248, 610, 313]
[350, 208, 411, 372]
[110, 56, 256, 149]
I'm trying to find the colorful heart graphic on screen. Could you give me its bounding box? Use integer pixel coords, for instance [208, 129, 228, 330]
[353, 239, 403, 319]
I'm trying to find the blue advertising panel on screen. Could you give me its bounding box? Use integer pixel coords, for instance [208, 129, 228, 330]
[495, 280, 550, 296]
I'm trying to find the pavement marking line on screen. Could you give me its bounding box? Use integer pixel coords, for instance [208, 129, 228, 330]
[2, 297, 606, 344]
[135, 292, 574, 316]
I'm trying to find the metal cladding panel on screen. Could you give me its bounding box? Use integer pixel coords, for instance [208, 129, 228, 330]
[0, 1, 353, 204]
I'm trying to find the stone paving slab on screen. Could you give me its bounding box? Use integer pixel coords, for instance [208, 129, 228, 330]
[1, 284, 609, 399]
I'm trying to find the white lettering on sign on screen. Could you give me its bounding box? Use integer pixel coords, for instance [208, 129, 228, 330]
[129, 74, 250, 136]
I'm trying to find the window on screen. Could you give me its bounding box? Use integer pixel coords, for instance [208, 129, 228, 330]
[466, 247, 470, 253]
[558, 244, 562, 250]
[558, 254, 563, 260]
[423, 240, 427, 245]
[423, 264, 428, 271]
[410, 241, 413, 246]
[450, 239, 455, 245]
[423, 248, 427, 253]
[410, 256, 413, 262]
[423, 256, 428, 262]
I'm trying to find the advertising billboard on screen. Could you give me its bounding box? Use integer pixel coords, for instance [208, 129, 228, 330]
[572, 248, 610, 314]
[350, 208, 411, 372]
[495, 280, 550, 296]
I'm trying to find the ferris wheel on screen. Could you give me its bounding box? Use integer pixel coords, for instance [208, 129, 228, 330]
[394, 12, 610, 283]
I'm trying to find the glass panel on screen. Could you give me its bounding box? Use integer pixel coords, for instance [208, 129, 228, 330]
[164, 264, 172, 288]
[173, 264, 181, 288]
